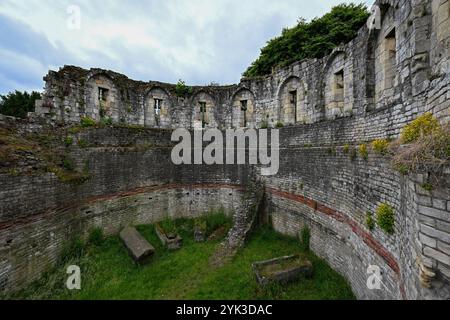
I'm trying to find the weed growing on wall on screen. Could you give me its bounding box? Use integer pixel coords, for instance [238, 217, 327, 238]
[175, 80, 193, 97]
[376, 204, 395, 235]
[366, 212, 375, 231]
[87, 228, 105, 247]
[393, 122, 449, 174]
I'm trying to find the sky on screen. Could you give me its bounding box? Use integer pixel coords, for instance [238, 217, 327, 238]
[0, 0, 373, 94]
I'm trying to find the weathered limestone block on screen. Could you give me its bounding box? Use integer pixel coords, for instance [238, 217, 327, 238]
[155, 224, 183, 250]
[120, 227, 155, 264]
[252, 255, 313, 287]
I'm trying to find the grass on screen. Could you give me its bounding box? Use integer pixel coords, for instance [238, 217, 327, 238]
[6, 221, 354, 300]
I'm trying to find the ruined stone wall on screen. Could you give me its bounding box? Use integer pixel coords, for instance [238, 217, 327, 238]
[0, 125, 251, 293]
[2, 0, 449, 299]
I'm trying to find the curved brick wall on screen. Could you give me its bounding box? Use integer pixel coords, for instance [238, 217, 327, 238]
[0, 126, 251, 293]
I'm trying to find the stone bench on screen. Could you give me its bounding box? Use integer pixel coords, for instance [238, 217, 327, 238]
[120, 227, 155, 265]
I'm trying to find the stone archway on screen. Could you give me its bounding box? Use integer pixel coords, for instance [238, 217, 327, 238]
[145, 87, 172, 128]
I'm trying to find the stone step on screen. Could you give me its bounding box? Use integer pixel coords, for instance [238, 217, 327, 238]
[120, 227, 155, 265]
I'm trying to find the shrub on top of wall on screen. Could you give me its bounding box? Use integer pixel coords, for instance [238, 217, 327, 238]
[400, 113, 441, 144]
[343, 144, 350, 154]
[376, 203, 395, 235]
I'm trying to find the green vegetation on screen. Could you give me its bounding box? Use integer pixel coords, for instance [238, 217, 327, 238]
[400, 113, 441, 144]
[366, 212, 375, 231]
[87, 228, 105, 247]
[259, 256, 309, 278]
[260, 120, 269, 129]
[62, 157, 76, 171]
[393, 118, 449, 174]
[328, 147, 337, 156]
[376, 204, 395, 235]
[80, 117, 97, 128]
[7, 220, 354, 300]
[175, 79, 193, 97]
[244, 4, 369, 77]
[394, 163, 409, 175]
[359, 144, 368, 161]
[299, 226, 311, 252]
[371, 139, 390, 155]
[77, 139, 89, 148]
[275, 121, 284, 128]
[64, 136, 74, 147]
[349, 147, 357, 161]
[343, 144, 350, 154]
[421, 183, 434, 192]
[0, 91, 41, 119]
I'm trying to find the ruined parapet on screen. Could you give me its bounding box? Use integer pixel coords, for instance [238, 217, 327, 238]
[155, 224, 183, 250]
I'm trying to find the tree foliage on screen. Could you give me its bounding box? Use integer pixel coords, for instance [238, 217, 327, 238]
[243, 3, 370, 77]
[0, 91, 41, 119]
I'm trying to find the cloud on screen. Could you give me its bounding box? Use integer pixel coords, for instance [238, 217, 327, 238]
[0, 0, 373, 94]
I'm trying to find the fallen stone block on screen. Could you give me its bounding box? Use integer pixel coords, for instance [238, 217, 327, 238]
[120, 227, 155, 265]
[194, 225, 206, 243]
[252, 255, 313, 287]
[155, 224, 183, 250]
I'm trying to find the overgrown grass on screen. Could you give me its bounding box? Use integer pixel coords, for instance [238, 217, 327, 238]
[6, 221, 354, 300]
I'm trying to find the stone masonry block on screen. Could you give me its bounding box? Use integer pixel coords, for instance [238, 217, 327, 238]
[120, 227, 155, 265]
[421, 224, 450, 243]
[424, 247, 450, 266]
